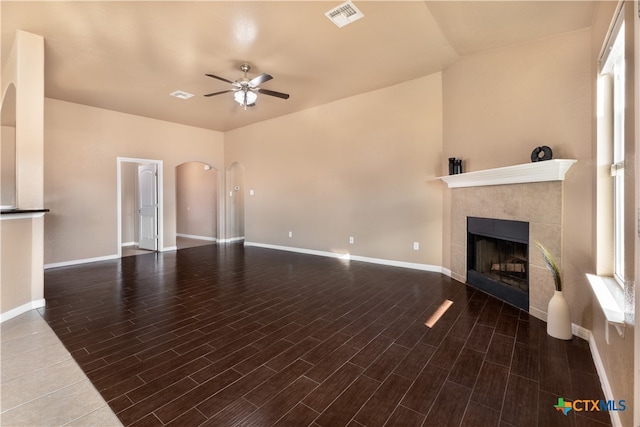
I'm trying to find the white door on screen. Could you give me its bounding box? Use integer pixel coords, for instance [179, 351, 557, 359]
[138, 164, 158, 251]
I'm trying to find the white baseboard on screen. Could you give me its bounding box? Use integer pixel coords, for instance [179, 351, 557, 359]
[243, 241, 446, 273]
[580, 327, 624, 427]
[44, 254, 120, 269]
[1, 299, 46, 323]
[176, 233, 217, 242]
[218, 236, 245, 243]
[529, 307, 546, 322]
[161, 246, 178, 252]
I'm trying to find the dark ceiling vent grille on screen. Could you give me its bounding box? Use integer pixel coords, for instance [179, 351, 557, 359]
[325, 1, 364, 28]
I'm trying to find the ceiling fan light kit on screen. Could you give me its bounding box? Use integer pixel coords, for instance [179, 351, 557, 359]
[204, 63, 289, 110]
[234, 90, 257, 106]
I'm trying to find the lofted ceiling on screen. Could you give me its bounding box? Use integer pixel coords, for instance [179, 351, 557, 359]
[1, 1, 597, 132]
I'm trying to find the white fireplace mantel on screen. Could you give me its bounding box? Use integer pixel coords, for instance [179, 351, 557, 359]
[438, 159, 577, 188]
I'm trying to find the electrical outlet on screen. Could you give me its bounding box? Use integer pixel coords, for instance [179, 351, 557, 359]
[413, 242, 419, 250]
[288, 231, 293, 238]
[349, 236, 354, 244]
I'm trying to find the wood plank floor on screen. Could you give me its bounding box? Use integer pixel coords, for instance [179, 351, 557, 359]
[42, 243, 610, 427]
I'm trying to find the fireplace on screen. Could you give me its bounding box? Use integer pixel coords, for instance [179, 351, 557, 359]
[467, 217, 529, 310]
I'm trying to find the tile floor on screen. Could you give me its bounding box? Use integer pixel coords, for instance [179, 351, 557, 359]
[0, 243, 614, 427]
[34, 243, 611, 427]
[1, 308, 122, 426]
[122, 236, 213, 257]
[0, 237, 211, 426]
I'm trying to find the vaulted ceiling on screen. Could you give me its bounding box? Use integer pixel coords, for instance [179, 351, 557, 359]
[1, 1, 597, 132]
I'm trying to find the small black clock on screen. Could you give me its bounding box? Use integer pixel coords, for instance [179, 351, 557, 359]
[531, 146, 553, 162]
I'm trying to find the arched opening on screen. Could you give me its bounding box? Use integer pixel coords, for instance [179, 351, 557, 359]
[226, 162, 245, 241]
[1, 84, 17, 209]
[176, 161, 218, 249]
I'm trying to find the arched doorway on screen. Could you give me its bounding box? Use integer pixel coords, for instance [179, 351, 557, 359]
[226, 162, 245, 241]
[1, 84, 17, 209]
[176, 161, 218, 249]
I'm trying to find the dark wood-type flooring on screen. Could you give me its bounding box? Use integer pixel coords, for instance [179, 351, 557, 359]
[41, 244, 610, 427]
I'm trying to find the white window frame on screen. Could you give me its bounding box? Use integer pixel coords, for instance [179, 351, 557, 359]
[602, 20, 626, 287]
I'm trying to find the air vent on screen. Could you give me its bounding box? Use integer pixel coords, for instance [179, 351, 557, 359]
[325, 1, 364, 28]
[170, 90, 194, 100]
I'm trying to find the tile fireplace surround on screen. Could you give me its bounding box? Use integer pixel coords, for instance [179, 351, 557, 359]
[445, 160, 576, 320]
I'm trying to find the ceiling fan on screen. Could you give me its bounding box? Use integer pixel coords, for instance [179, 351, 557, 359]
[204, 63, 290, 109]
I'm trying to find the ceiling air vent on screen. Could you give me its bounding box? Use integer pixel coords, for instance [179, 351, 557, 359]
[170, 90, 194, 100]
[325, 1, 364, 28]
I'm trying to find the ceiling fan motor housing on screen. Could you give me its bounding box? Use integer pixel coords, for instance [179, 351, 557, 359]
[204, 62, 290, 107]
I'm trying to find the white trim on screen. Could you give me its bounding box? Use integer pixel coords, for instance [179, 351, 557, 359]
[44, 254, 119, 269]
[583, 327, 625, 427]
[218, 236, 245, 243]
[117, 157, 164, 258]
[176, 233, 217, 242]
[122, 241, 137, 247]
[0, 212, 45, 221]
[438, 159, 577, 189]
[243, 241, 446, 273]
[1, 299, 46, 323]
[161, 246, 177, 252]
[529, 306, 546, 322]
[586, 274, 626, 342]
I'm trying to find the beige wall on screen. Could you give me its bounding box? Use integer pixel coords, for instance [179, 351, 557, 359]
[1, 30, 46, 320]
[1, 125, 16, 207]
[13, 10, 636, 422]
[226, 162, 245, 240]
[442, 28, 593, 324]
[442, 6, 633, 424]
[2, 31, 44, 209]
[225, 73, 444, 265]
[1, 218, 32, 312]
[43, 99, 224, 265]
[176, 161, 218, 239]
[441, 29, 592, 273]
[589, 2, 636, 425]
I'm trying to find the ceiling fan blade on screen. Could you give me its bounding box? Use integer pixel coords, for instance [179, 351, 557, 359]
[249, 73, 273, 87]
[257, 88, 290, 100]
[205, 73, 235, 84]
[204, 89, 235, 97]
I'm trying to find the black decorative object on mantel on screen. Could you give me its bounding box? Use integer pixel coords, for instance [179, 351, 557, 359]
[454, 159, 463, 174]
[531, 146, 553, 162]
[448, 157, 463, 175]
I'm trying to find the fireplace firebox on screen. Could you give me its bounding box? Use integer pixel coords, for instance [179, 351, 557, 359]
[467, 217, 529, 310]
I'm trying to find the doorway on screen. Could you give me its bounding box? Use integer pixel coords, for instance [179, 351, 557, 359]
[117, 157, 163, 257]
[175, 161, 218, 249]
[1, 84, 16, 209]
[226, 162, 245, 241]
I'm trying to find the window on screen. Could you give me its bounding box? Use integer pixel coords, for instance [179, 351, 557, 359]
[599, 19, 625, 285]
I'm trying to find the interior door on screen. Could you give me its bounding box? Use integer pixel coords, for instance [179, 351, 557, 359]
[138, 163, 158, 251]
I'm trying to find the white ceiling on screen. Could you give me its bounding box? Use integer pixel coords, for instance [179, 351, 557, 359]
[1, 1, 597, 132]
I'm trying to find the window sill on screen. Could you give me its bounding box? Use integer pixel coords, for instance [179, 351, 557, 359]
[585, 274, 625, 342]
